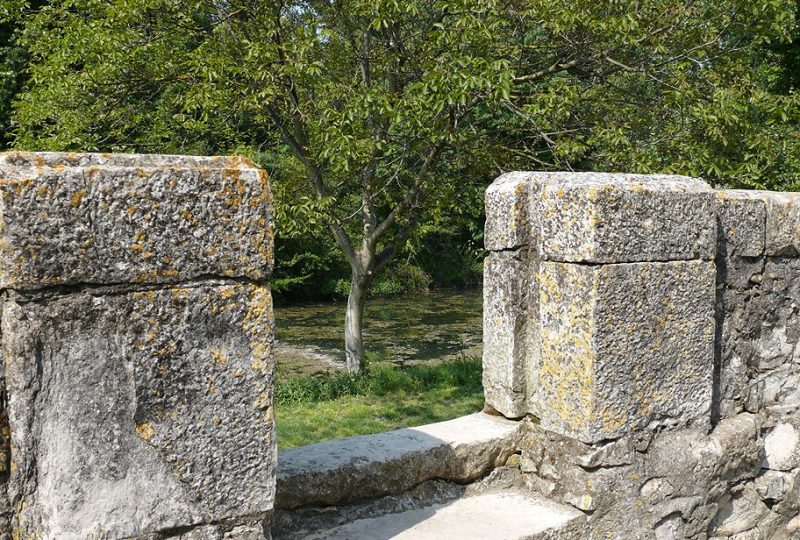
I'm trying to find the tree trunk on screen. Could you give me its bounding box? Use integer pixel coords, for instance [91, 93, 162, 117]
[344, 271, 370, 373]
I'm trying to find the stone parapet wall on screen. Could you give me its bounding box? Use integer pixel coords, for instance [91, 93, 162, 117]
[484, 172, 717, 442]
[715, 190, 800, 420]
[0, 153, 276, 540]
[484, 172, 800, 538]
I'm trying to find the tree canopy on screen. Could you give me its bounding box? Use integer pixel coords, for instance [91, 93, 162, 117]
[3, 0, 800, 369]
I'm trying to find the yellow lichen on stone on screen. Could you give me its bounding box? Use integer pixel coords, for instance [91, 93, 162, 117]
[538, 263, 597, 432]
[243, 285, 273, 374]
[211, 346, 229, 365]
[253, 391, 271, 410]
[135, 422, 156, 441]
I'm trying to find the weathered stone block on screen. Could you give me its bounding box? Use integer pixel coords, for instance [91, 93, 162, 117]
[484, 172, 534, 251]
[3, 283, 275, 539]
[719, 188, 800, 255]
[716, 191, 766, 258]
[0, 152, 273, 289]
[483, 249, 531, 417]
[536, 173, 715, 263]
[533, 260, 716, 443]
[760, 191, 800, 256]
[718, 257, 800, 416]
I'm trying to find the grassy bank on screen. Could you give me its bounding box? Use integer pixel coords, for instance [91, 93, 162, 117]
[275, 357, 484, 449]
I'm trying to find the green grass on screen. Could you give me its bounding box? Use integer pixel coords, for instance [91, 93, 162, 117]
[275, 356, 484, 449]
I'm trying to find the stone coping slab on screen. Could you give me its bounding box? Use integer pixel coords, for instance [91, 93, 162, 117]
[485, 172, 716, 262]
[302, 490, 584, 540]
[537, 172, 715, 263]
[717, 189, 800, 256]
[0, 151, 252, 171]
[484, 172, 534, 251]
[0, 151, 273, 290]
[276, 413, 523, 509]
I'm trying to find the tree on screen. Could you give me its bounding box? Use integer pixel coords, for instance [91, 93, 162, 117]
[7, 0, 800, 371]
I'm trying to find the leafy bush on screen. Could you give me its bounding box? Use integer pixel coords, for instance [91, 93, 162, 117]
[274, 356, 482, 405]
[370, 262, 432, 296]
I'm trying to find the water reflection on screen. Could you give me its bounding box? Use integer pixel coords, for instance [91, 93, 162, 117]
[274, 289, 483, 376]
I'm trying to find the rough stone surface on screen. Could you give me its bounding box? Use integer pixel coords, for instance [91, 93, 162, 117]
[759, 191, 800, 256]
[484, 172, 535, 251]
[763, 422, 800, 471]
[3, 282, 276, 539]
[276, 413, 523, 510]
[717, 256, 800, 418]
[534, 260, 716, 442]
[300, 491, 583, 540]
[754, 470, 794, 501]
[516, 413, 765, 539]
[716, 191, 767, 259]
[483, 249, 531, 417]
[535, 173, 716, 263]
[0, 152, 273, 289]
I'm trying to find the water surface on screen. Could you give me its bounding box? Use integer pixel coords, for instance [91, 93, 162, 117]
[274, 289, 483, 376]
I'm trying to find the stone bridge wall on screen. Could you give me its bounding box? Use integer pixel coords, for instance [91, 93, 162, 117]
[484, 172, 800, 538]
[0, 153, 276, 540]
[0, 155, 795, 539]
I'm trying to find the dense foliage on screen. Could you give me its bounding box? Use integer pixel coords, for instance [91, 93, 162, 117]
[2, 0, 799, 365]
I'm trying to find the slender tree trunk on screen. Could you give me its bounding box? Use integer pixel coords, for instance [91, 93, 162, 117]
[344, 270, 370, 373]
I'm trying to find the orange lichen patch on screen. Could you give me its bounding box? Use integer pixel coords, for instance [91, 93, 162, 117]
[221, 168, 247, 208]
[154, 341, 178, 358]
[171, 288, 189, 300]
[131, 290, 157, 301]
[226, 155, 259, 169]
[220, 288, 236, 300]
[133, 271, 157, 283]
[135, 422, 156, 441]
[69, 190, 87, 208]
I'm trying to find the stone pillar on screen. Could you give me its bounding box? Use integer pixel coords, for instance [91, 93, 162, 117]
[484, 172, 717, 443]
[483, 172, 536, 418]
[715, 190, 800, 418]
[0, 152, 276, 539]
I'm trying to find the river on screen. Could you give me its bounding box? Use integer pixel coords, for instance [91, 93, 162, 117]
[274, 288, 483, 376]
